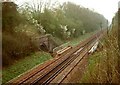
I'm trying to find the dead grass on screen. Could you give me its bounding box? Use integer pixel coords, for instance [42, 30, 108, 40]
[80, 28, 120, 83]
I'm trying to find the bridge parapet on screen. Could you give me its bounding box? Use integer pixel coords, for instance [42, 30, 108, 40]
[34, 34, 58, 53]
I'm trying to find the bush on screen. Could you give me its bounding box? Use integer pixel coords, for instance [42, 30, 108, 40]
[2, 32, 38, 66]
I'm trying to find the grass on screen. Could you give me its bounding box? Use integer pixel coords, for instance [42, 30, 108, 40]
[80, 50, 119, 83]
[2, 51, 52, 84]
[80, 52, 102, 83]
[2, 31, 39, 66]
[80, 29, 119, 83]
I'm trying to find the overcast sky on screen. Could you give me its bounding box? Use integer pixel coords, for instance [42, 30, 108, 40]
[16, 0, 120, 23]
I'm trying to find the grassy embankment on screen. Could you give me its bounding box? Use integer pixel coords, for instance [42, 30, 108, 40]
[80, 29, 119, 83]
[2, 52, 52, 84]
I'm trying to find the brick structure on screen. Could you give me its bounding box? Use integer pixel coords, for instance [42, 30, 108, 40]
[38, 34, 58, 53]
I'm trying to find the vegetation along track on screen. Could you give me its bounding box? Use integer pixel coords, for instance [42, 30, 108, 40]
[8, 30, 103, 85]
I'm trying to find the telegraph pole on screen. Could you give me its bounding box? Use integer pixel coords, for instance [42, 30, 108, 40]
[100, 22, 102, 32]
[107, 20, 109, 35]
[118, 1, 120, 51]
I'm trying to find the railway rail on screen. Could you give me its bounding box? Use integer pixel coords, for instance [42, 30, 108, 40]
[8, 30, 103, 85]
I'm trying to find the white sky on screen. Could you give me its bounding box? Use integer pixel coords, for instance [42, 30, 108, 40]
[15, 0, 120, 23]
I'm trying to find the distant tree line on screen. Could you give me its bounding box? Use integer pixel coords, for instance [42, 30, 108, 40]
[18, 1, 107, 40]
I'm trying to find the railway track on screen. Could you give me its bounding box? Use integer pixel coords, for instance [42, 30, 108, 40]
[8, 31, 103, 85]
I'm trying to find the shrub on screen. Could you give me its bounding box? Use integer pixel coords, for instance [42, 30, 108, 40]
[2, 32, 38, 66]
